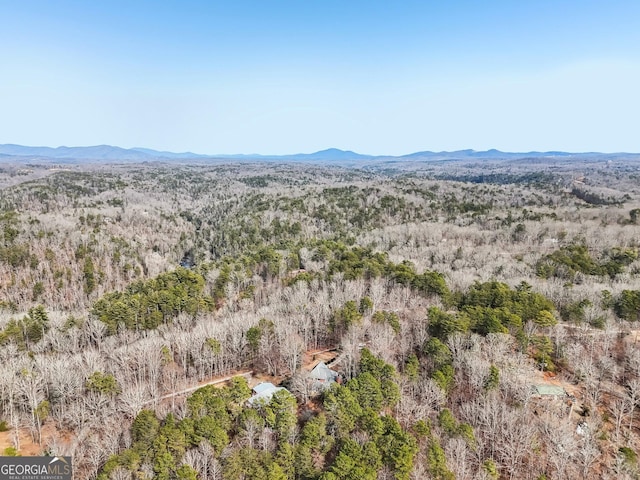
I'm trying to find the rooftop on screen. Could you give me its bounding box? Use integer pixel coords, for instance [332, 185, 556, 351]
[252, 382, 276, 395]
[248, 382, 287, 406]
[533, 385, 566, 396]
[309, 362, 338, 382]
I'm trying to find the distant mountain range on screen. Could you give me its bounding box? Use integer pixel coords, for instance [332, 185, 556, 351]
[0, 144, 206, 161]
[0, 143, 637, 162]
[221, 148, 374, 161]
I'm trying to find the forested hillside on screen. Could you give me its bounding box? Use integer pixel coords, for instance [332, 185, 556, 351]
[2, 158, 640, 479]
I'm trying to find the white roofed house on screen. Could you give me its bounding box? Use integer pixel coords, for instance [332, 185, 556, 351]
[247, 382, 287, 406]
[252, 382, 277, 395]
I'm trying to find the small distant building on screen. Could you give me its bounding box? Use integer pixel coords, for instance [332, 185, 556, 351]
[532, 385, 566, 397]
[531, 385, 575, 417]
[248, 382, 287, 406]
[308, 362, 339, 392]
[180, 251, 196, 268]
[576, 422, 589, 436]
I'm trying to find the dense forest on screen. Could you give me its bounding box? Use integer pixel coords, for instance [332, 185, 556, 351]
[2, 157, 640, 479]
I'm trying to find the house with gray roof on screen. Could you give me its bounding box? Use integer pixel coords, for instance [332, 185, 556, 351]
[309, 362, 338, 391]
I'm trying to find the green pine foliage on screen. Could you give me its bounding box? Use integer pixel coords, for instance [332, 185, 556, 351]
[426, 436, 455, 480]
[97, 354, 417, 480]
[0, 304, 50, 348]
[0, 212, 32, 268]
[86, 372, 120, 395]
[484, 365, 500, 391]
[83, 256, 96, 295]
[537, 244, 637, 280]
[615, 290, 640, 321]
[330, 301, 363, 336]
[99, 379, 252, 480]
[372, 310, 401, 334]
[458, 280, 555, 336]
[91, 267, 213, 333]
[559, 299, 591, 323]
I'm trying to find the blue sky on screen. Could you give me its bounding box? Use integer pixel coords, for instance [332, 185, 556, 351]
[1, 1, 639, 155]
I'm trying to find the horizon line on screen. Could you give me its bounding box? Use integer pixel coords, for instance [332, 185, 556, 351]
[2, 143, 640, 158]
